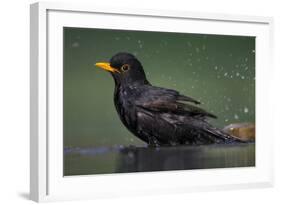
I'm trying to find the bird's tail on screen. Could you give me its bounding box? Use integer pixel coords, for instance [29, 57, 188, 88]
[203, 125, 245, 144]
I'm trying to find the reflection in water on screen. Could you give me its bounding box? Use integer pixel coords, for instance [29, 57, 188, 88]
[64, 143, 255, 176]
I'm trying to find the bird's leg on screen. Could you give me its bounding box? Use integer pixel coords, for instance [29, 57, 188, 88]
[147, 136, 160, 147]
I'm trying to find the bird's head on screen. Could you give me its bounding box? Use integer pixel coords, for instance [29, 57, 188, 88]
[95, 52, 148, 86]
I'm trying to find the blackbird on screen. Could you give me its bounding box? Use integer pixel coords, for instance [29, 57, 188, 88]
[95, 52, 242, 146]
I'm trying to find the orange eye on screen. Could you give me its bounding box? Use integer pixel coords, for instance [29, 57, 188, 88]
[121, 64, 130, 72]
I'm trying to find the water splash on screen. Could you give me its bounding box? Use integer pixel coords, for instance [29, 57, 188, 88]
[71, 42, 80, 48]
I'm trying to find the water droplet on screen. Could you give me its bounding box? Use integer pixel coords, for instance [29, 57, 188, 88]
[244, 107, 249, 113]
[71, 42, 80, 48]
[241, 76, 245, 80]
[214, 66, 218, 70]
[234, 114, 239, 120]
[236, 72, 240, 76]
[224, 72, 228, 77]
[137, 40, 143, 49]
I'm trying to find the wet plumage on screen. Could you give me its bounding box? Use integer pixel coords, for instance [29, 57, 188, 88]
[95, 52, 242, 146]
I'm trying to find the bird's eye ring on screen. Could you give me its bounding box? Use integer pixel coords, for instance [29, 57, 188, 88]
[121, 64, 130, 72]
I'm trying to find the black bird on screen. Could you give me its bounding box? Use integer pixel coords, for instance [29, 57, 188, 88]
[95, 52, 242, 146]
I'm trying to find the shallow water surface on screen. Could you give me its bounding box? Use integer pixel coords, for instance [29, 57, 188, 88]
[64, 143, 255, 176]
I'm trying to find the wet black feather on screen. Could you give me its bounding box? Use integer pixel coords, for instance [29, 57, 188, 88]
[101, 52, 243, 146]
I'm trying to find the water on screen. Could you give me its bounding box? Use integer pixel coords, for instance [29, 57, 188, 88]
[64, 143, 255, 175]
[63, 27, 255, 175]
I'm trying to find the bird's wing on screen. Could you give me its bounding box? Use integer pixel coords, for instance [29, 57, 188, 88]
[135, 102, 236, 145]
[137, 100, 217, 119]
[136, 86, 217, 119]
[140, 85, 201, 104]
[177, 94, 201, 104]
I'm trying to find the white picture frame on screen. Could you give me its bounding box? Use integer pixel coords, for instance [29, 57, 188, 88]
[30, 1, 274, 202]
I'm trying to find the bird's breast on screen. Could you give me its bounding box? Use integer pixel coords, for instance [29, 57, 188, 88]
[114, 87, 138, 130]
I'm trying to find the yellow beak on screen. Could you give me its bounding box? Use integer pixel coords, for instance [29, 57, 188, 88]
[95, 62, 120, 73]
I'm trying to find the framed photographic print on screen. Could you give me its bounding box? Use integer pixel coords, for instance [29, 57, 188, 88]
[30, 2, 274, 202]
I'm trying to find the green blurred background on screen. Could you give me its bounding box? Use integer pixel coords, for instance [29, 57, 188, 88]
[63, 27, 255, 148]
